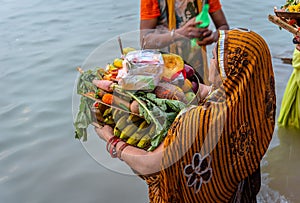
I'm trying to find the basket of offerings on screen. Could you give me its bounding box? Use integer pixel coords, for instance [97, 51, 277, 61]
[74, 45, 202, 151]
[273, 0, 300, 28]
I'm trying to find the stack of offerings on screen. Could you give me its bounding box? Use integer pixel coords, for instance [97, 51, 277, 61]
[74, 49, 201, 151]
[274, 0, 300, 26]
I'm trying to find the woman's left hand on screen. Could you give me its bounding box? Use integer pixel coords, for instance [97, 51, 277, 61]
[95, 125, 114, 142]
[197, 31, 218, 46]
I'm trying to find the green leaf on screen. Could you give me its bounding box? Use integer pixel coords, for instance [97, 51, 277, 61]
[74, 67, 105, 141]
[74, 96, 94, 141]
[127, 91, 187, 151]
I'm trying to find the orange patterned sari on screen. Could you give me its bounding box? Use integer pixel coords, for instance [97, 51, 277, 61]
[142, 29, 276, 203]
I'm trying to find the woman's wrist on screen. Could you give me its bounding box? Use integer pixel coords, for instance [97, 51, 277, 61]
[106, 136, 121, 158]
[199, 84, 212, 100]
[170, 29, 181, 42]
[213, 31, 219, 43]
[117, 142, 129, 161]
[106, 136, 129, 160]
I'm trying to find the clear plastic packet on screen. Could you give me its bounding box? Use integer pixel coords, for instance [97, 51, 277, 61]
[118, 50, 164, 91]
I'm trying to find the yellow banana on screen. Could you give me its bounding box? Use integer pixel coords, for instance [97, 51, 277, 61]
[104, 116, 115, 125]
[137, 134, 151, 149]
[102, 108, 112, 117]
[126, 131, 146, 146]
[127, 114, 143, 124]
[112, 109, 123, 121]
[120, 124, 138, 140]
[137, 120, 150, 132]
[114, 127, 121, 137]
[115, 116, 128, 130]
[135, 124, 156, 149]
[126, 121, 149, 145]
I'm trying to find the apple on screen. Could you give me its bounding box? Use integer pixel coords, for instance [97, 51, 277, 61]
[184, 64, 195, 79]
[191, 81, 199, 93]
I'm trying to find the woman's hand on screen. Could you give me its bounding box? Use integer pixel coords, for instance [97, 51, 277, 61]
[294, 36, 300, 51]
[94, 124, 164, 175]
[176, 17, 209, 40]
[95, 125, 114, 142]
[197, 31, 218, 46]
[176, 17, 217, 46]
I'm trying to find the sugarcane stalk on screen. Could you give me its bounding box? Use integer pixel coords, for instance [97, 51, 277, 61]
[268, 14, 300, 37]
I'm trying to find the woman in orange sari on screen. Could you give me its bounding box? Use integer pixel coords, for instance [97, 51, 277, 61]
[139, 0, 229, 84]
[96, 29, 276, 202]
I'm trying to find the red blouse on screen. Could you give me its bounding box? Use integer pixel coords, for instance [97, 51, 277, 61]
[140, 0, 222, 20]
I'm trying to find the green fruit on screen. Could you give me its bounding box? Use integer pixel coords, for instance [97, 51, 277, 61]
[185, 91, 196, 103]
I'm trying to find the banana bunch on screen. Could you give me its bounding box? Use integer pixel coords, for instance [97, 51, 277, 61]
[113, 112, 157, 150]
[92, 104, 119, 126]
[102, 107, 115, 125]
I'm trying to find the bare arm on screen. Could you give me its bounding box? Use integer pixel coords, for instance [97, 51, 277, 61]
[140, 18, 183, 49]
[210, 9, 229, 31]
[197, 9, 229, 46]
[140, 17, 211, 49]
[95, 125, 163, 175]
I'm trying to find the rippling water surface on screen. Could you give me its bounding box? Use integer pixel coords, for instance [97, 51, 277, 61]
[0, 0, 299, 202]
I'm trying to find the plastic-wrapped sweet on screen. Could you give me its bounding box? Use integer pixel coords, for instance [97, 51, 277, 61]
[117, 50, 164, 91]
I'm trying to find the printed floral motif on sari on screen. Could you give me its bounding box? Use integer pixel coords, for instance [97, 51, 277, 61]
[265, 76, 276, 123]
[183, 153, 212, 193]
[227, 47, 249, 77]
[229, 122, 255, 156]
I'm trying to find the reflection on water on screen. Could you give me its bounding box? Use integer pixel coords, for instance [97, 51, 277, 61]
[259, 127, 300, 203]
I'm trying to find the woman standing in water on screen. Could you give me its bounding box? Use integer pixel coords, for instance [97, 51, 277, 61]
[277, 35, 300, 129]
[139, 0, 229, 83]
[96, 29, 276, 202]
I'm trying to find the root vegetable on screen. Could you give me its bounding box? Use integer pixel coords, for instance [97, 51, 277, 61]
[102, 93, 113, 105]
[130, 100, 141, 114]
[154, 82, 188, 104]
[92, 79, 114, 92]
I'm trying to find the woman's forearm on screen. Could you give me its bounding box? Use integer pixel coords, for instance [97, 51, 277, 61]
[141, 29, 181, 49]
[96, 125, 163, 175]
[120, 141, 163, 175]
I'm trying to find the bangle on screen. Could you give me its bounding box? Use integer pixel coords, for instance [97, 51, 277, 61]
[106, 136, 118, 152]
[171, 29, 175, 37]
[170, 29, 175, 42]
[118, 143, 129, 161]
[109, 138, 121, 158]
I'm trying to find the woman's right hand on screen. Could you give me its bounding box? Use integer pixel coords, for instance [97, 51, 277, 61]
[293, 36, 300, 51]
[177, 17, 209, 40]
[95, 125, 114, 143]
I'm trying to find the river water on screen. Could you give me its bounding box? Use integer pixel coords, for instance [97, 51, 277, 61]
[0, 0, 299, 202]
